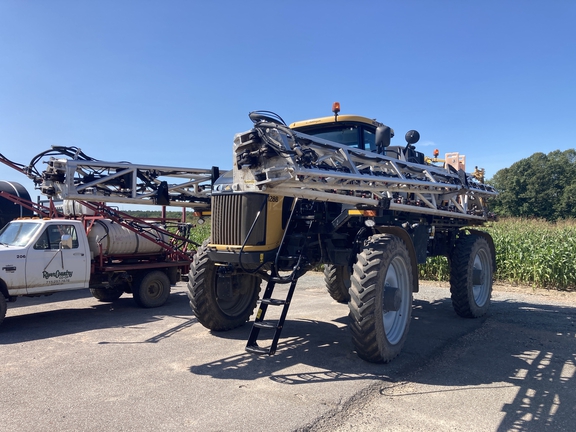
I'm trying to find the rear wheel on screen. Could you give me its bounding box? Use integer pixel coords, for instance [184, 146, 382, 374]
[0, 294, 6, 326]
[133, 270, 171, 308]
[449, 233, 493, 318]
[324, 264, 351, 303]
[349, 234, 414, 363]
[90, 286, 124, 302]
[187, 243, 261, 331]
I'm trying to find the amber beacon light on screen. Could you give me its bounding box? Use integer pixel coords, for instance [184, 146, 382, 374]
[332, 101, 340, 121]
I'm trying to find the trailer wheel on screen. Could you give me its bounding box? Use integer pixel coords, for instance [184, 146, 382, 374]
[349, 234, 413, 363]
[187, 242, 260, 331]
[324, 264, 351, 303]
[90, 286, 124, 302]
[0, 294, 6, 326]
[450, 233, 493, 318]
[133, 270, 171, 308]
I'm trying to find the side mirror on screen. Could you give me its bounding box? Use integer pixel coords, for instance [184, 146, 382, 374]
[405, 130, 420, 145]
[375, 125, 392, 153]
[60, 234, 73, 250]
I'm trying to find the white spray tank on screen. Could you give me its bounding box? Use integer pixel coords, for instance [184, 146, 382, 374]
[86, 219, 167, 257]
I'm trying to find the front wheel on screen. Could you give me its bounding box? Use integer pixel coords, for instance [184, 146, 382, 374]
[133, 270, 171, 308]
[349, 234, 414, 363]
[187, 243, 261, 331]
[450, 233, 494, 318]
[0, 294, 6, 326]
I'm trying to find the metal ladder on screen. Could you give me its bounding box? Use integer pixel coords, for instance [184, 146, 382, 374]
[244, 266, 300, 356]
[245, 202, 312, 356]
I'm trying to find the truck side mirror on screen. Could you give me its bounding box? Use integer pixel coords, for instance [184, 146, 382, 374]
[375, 125, 392, 154]
[60, 234, 73, 250]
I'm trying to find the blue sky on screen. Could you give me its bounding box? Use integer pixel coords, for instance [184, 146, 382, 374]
[1, 1, 575, 205]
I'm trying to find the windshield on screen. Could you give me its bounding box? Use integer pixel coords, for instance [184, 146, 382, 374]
[303, 125, 360, 148]
[294, 122, 377, 152]
[0, 221, 43, 247]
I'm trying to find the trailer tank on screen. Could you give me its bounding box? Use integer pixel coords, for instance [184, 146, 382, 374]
[0, 181, 33, 228]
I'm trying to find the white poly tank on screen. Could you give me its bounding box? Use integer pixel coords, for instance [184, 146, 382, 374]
[86, 219, 167, 256]
[62, 200, 96, 216]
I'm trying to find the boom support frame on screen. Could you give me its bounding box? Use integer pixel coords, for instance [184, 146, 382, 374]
[233, 122, 497, 221]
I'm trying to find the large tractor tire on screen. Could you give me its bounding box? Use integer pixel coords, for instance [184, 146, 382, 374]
[90, 286, 124, 302]
[324, 264, 351, 303]
[449, 233, 494, 318]
[349, 234, 414, 363]
[187, 242, 261, 331]
[132, 270, 171, 308]
[0, 294, 6, 326]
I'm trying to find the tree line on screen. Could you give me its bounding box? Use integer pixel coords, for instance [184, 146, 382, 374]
[488, 149, 576, 221]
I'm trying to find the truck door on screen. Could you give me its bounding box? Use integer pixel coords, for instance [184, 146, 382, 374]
[25, 223, 89, 294]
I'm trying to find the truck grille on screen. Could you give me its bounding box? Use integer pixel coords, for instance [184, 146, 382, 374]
[212, 193, 267, 246]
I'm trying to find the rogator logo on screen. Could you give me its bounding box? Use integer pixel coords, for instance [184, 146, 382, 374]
[42, 270, 74, 280]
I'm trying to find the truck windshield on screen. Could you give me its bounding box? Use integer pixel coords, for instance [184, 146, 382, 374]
[0, 222, 42, 247]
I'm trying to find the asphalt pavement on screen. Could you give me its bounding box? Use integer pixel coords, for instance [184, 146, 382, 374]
[1, 273, 574, 431]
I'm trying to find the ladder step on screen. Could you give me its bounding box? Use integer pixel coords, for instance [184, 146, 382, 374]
[245, 344, 271, 355]
[260, 298, 286, 306]
[269, 276, 294, 284]
[253, 320, 278, 329]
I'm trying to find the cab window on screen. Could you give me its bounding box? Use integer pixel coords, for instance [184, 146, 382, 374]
[363, 129, 376, 152]
[34, 224, 79, 250]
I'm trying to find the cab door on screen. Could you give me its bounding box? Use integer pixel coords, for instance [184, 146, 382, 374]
[25, 223, 89, 294]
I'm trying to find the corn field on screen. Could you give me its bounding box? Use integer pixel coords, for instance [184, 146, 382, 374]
[173, 211, 576, 290]
[419, 218, 576, 290]
[188, 217, 211, 245]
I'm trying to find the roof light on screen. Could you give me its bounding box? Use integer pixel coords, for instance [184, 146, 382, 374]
[332, 102, 340, 121]
[332, 102, 341, 114]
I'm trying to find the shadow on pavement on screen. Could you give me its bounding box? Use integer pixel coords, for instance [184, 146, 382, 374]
[405, 298, 576, 431]
[0, 290, 194, 344]
[190, 294, 576, 430]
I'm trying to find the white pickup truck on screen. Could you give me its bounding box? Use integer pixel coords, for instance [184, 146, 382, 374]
[0, 217, 188, 325]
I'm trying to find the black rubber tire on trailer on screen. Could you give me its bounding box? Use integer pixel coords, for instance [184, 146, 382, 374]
[349, 234, 414, 363]
[187, 242, 261, 331]
[90, 286, 124, 302]
[0, 294, 6, 326]
[324, 264, 352, 303]
[449, 233, 493, 318]
[132, 270, 171, 308]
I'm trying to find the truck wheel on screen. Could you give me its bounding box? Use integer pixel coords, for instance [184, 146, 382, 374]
[450, 233, 493, 318]
[0, 295, 6, 326]
[133, 270, 171, 308]
[349, 234, 413, 363]
[187, 243, 261, 331]
[90, 286, 124, 302]
[324, 264, 351, 303]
